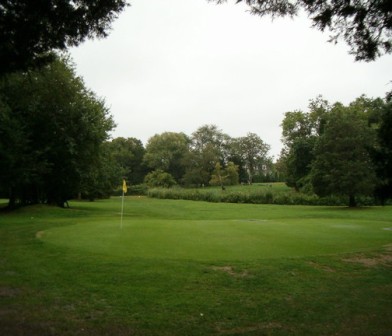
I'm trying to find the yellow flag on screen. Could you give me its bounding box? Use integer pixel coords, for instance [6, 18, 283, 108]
[122, 179, 127, 194]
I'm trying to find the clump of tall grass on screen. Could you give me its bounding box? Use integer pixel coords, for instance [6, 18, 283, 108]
[147, 185, 379, 206]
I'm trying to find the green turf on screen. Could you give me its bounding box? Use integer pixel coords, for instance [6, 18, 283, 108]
[42, 202, 391, 261]
[1, 197, 391, 335]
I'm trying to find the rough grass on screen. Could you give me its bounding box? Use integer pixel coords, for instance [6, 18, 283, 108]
[147, 183, 376, 206]
[0, 197, 391, 335]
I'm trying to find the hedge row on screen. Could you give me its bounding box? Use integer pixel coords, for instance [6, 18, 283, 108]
[147, 187, 378, 206]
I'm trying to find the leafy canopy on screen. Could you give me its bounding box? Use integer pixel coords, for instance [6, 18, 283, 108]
[0, 56, 115, 207]
[311, 104, 377, 206]
[0, 0, 127, 75]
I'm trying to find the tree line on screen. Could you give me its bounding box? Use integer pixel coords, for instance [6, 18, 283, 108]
[1, 55, 391, 208]
[0, 56, 275, 207]
[114, 124, 274, 191]
[278, 95, 392, 206]
[2, 54, 391, 208]
[1, 0, 391, 208]
[85, 127, 276, 197]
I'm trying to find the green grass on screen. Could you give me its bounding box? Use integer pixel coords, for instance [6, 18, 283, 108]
[1, 197, 392, 335]
[0, 199, 9, 209]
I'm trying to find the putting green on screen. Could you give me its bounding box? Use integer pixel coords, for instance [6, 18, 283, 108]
[40, 217, 392, 261]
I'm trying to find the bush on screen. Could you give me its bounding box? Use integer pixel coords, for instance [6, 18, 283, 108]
[144, 170, 177, 188]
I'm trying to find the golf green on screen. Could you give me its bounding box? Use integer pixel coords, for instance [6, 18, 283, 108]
[40, 210, 392, 261]
[2, 198, 392, 336]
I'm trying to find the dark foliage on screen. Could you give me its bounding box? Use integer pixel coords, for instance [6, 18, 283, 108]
[0, 0, 127, 75]
[373, 103, 392, 203]
[0, 57, 114, 207]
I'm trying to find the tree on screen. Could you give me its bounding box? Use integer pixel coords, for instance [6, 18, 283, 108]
[225, 161, 240, 185]
[281, 96, 329, 146]
[78, 141, 121, 200]
[209, 161, 239, 188]
[183, 125, 230, 186]
[280, 96, 329, 191]
[0, 55, 115, 207]
[230, 133, 271, 184]
[284, 136, 316, 192]
[143, 132, 190, 183]
[310, 104, 377, 207]
[107, 137, 146, 185]
[0, 0, 127, 76]
[211, 0, 392, 61]
[373, 102, 392, 203]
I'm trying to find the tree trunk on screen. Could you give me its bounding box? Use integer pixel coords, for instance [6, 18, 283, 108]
[7, 187, 16, 209]
[349, 194, 357, 207]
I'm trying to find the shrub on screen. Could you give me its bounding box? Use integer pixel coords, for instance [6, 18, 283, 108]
[144, 170, 177, 188]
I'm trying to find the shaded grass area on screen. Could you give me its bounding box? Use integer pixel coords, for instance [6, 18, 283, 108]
[0, 198, 391, 335]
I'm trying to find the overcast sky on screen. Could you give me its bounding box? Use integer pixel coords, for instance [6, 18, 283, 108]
[70, 0, 392, 158]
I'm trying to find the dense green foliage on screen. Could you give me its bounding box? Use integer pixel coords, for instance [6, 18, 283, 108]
[2, 73, 389, 207]
[0, 56, 115, 207]
[105, 137, 146, 186]
[280, 95, 391, 206]
[2, 0, 391, 209]
[0, 0, 127, 76]
[373, 102, 392, 203]
[212, 0, 392, 61]
[311, 105, 377, 207]
[143, 132, 190, 182]
[209, 162, 239, 187]
[1, 198, 391, 335]
[229, 132, 271, 184]
[144, 169, 177, 188]
[105, 126, 275, 193]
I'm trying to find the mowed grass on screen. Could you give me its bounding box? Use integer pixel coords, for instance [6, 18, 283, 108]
[1, 197, 392, 336]
[43, 199, 390, 261]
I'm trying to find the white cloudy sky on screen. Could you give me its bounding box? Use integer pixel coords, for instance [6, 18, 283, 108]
[70, 0, 392, 158]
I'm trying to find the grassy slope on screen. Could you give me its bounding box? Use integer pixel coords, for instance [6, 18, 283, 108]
[0, 198, 391, 336]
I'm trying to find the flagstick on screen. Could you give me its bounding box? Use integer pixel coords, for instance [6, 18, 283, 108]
[120, 190, 125, 230]
[120, 178, 127, 229]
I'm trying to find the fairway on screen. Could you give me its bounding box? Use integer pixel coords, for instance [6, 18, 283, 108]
[1, 197, 392, 336]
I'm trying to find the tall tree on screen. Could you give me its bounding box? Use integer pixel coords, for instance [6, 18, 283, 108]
[78, 141, 121, 200]
[373, 102, 392, 203]
[230, 133, 271, 184]
[310, 104, 377, 207]
[0, 0, 127, 76]
[108, 137, 146, 185]
[209, 162, 239, 188]
[211, 0, 392, 61]
[0, 56, 115, 207]
[143, 132, 190, 183]
[280, 96, 329, 191]
[183, 125, 230, 186]
[284, 136, 317, 192]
